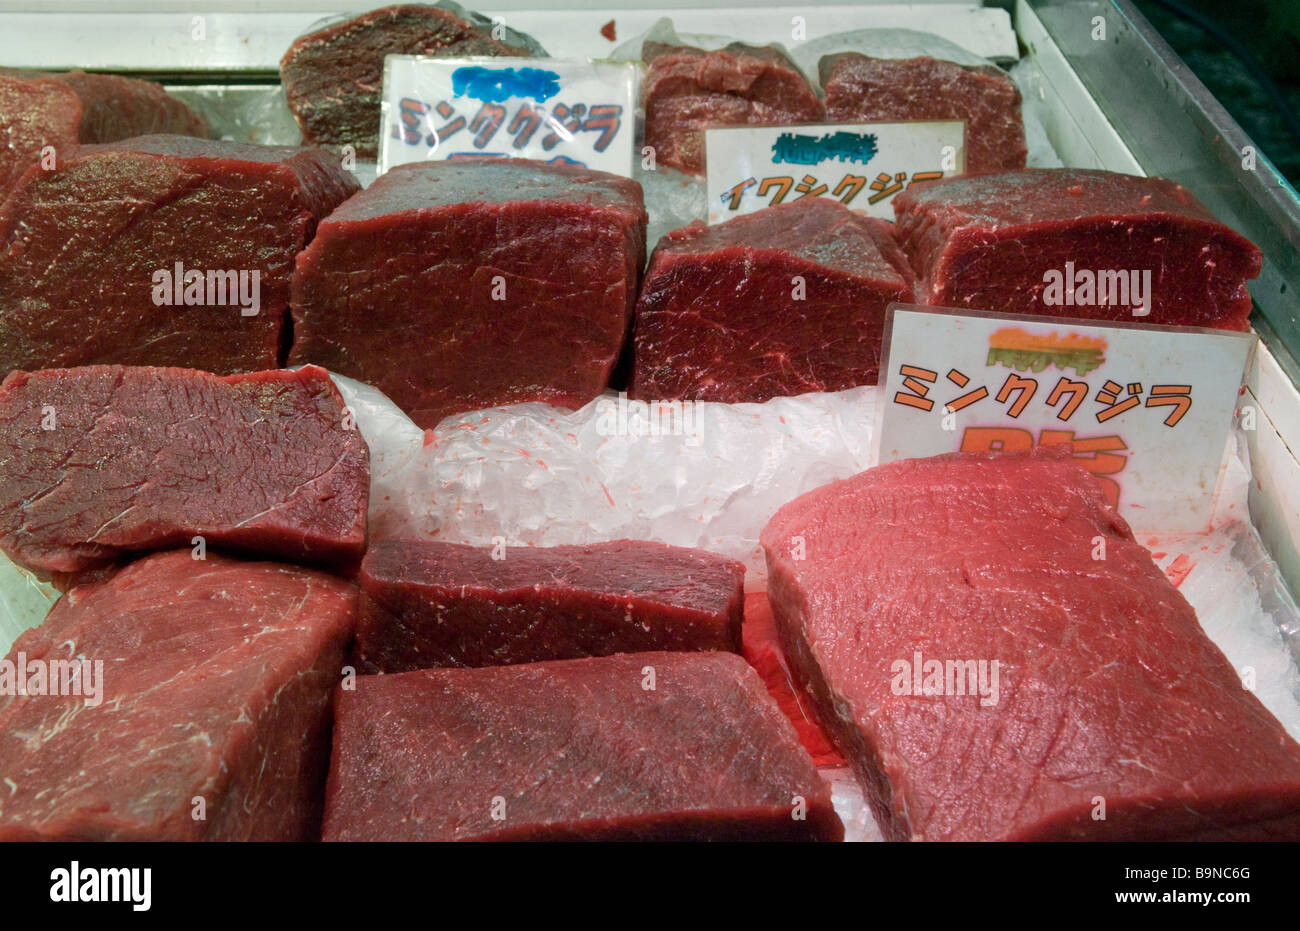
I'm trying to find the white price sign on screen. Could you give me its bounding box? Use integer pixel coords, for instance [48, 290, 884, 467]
[379, 56, 638, 177]
[705, 120, 964, 224]
[876, 305, 1256, 533]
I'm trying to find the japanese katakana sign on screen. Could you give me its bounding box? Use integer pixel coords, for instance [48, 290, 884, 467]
[877, 305, 1256, 532]
[379, 56, 638, 177]
[705, 120, 965, 223]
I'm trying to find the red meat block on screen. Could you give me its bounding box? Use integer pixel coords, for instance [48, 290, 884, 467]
[322, 651, 842, 841]
[630, 198, 914, 402]
[741, 591, 844, 768]
[643, 41, 825, 175]
[820, 53, 1027, 173]
[892, 168, 1262, 329]
[355, 538, 745, 672]
[761, 446, 1300, 841]
[280, 3, 542, 159]
[0, 550, 357, 841]
[0, 365, 369, 577]
[289, 157, 647, 428]
[0, 135, 359, 376]
[0, 69, 207, 191]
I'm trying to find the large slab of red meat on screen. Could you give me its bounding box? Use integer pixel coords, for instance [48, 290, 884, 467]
[0, 365, 368, 577]
[354, 538, 745, 672]
[322, 651, 842, 841]
[892, 168, 1262, 329]
[761, 446, 1300, 840]
[280, 3, 542, 159]
[288, 157, 646, 428]
[819, 53, 1026, 173]
[630, 198, 913, 402]
[0, 550, 356, 841]
[643, 41, 825, 175]
[0, 69, 207, 191]
[0, 135, 359, 376]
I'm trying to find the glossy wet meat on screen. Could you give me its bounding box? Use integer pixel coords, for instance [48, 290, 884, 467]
[892, 168, 1261, 329]
[643, 41, 825, 175]
[280, 3, 542, 158]
[0, 135, 358, 375]
[322, 651, 842, 841]
[0, 364, 368, 577]
[0, 69, 207, 191]
[0, 550, 356, 841]
[288, 157, 646, 428]
[631, 198, 913, 402]
[820, 53, 1026, 173]
[762, 446, 1300, 840]
[354, 538, 745, 671]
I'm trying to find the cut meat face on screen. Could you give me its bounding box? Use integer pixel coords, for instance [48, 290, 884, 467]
[0, 69, 207, 192]
[322, 651, 842, 841]
[820, 53, 1027, 173]
[35, 71, 208, 144]
[630, 198, 914, 402]
[0, 135, 359, 376]
[892, 168, 1262, 329]
[280, 3, 543, 159]
[742, 591, 844, 768]
[643, 41, 825, 175]
[0, 550, 357, 841]
[761, 446, 1300, 841]
[354, 538, 745, 672]
[288, 157, 646, 428]
[0, 73, 80, 192]
[0, 364, 369, 577]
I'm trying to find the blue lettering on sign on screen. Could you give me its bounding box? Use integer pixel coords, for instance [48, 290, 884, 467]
[452, 66, 562, 103]
[771, 131, 878, 166]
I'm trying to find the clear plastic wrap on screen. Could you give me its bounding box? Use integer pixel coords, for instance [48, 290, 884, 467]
[789, 26, 994, 76]
[159, 20, 1061, 226]
[166, 85, 302, 147]
[287, 1, 549, 59]
[613, 19, 1063, 244]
